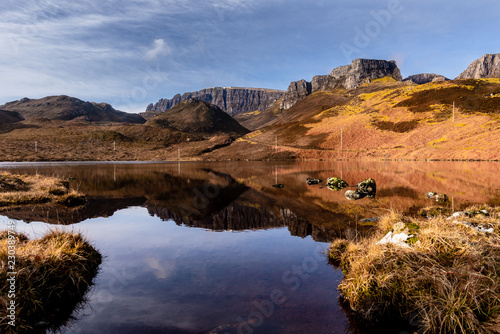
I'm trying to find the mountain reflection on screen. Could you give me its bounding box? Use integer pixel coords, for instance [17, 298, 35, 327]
[1, 160, 498, 243]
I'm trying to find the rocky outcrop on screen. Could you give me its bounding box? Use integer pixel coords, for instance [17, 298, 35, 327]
[280, 58, 402, 110]
[144, 87, 284, 118]
[456, 53, 500, 79]
[280, 80, 312, 110]
[0, 96, 145, 124]
[404, 73, 448, 84]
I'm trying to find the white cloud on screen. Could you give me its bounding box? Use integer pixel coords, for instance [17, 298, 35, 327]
[145, 38, 172, 61]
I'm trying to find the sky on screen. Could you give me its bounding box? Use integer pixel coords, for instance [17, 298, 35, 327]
[1, 0, 499, 113]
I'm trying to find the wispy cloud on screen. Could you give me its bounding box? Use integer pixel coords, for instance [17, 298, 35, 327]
[145, 39, 172, 61]
[0, 0, 499, 111]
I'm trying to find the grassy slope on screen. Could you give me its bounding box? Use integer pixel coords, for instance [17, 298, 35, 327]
[0, 79, 498, 161]
[206, 78, 500, 161]
[329, 206, 500, 333]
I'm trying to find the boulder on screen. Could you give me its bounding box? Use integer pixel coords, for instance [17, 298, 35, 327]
[326, 177, 349, 191]
[306, 178, 322, 185]
[356, 178, 376, 198]
[345, 190, 365, 200]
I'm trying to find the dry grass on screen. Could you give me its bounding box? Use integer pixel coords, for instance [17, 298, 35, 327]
[0, 230, 102, 333]
[0, 171, 85, 207]
[329, 206, 500, 333]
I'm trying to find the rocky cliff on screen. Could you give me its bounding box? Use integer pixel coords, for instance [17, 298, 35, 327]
[456, 53, 500, 79]
[404, 73, 448, 84]
[280, 58, 402, 110]
[144, 87, 284, 118]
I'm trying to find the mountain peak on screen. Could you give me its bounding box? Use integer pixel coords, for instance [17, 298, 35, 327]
[146, 99, 249, 135]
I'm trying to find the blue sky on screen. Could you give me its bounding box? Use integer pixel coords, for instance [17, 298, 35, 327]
[1, 0, 499, 113]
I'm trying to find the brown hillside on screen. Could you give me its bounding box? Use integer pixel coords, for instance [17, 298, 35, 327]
[146, 99, 250, 135]
[201, 78, 500, 161]
[0, 95, 145, 124]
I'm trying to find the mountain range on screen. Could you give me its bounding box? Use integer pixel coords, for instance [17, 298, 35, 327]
[0, 53, 499, 161]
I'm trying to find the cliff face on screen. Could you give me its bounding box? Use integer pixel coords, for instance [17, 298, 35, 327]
[280, 58, 402, 110]
[144, 87, 284, 118]
[404, 73, 448, 84]
[456, 53, 500, 79]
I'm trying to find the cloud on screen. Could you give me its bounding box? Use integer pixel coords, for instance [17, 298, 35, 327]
[145, 38, 172, 61]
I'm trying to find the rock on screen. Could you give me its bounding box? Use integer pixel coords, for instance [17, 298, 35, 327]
[326, 177, 349, 191]
[272, 184, 285, 189]
[404, 73, 449, 84]
[306, 177, 322, 185]
[426, 192, 448, 203]
[144, 87, 285, 118]
[360, 217, 381, 223]
[435, 194, 449, 203]
[345, 190, 365, 200]
[280, 58, 403, 110]
[280, 80, 312, 110]
[453, 220, 495, 234]
[456, 53, 500, 79]
[426, 192, 437, 199]
[392, 222, 409, 234]
[376, 231, 411, 248]
[356, 178, 376, 198]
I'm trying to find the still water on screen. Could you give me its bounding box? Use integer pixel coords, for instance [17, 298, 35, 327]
[1, 161, 499, 333]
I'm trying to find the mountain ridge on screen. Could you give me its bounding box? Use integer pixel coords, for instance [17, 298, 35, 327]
[0, 95, 145, 124]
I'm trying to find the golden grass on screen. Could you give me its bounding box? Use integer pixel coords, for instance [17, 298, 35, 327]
[329, 206, 500, 333]
[0, 171, 85, 207]
[0, 230, 102, 333]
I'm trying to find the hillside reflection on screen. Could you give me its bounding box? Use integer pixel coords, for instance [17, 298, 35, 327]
[1, 161, 499, 242]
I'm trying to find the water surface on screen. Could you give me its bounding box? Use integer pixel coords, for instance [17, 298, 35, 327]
[1, 161, 499, 333]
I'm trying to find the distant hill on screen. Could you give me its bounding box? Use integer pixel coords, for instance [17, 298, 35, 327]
[456, 53, 500, 79]
[0, 95, 145, 124]
[404, 73, 448, 84]
[143, 87, 284, 118]
[146, 99, 250, 135]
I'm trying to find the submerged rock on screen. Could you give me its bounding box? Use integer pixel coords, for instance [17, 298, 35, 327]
[272, 184, 285, 189]
[326, 177, 348, 191]
[356, 178, 376, 198]
[306, 177, 323, 185]
[345, 190, 365, 200]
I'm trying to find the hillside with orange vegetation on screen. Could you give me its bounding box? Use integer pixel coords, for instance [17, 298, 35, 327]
[0, 78, 498, 162]
[202, 77, 500, 161]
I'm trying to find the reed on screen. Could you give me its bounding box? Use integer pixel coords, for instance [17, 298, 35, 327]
[0, 230, 102, 333]
[329, 206, 500, 333]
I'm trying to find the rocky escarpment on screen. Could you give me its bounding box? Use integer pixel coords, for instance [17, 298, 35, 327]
[404, 73, 448, 84]
[0, 96, 145, 123]
[144, 87, 284, 118]
[280, 58, 402, 110]
[456, 53, 500, 79]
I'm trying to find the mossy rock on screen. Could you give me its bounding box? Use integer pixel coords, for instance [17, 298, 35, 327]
[327, 177, 349, 191]
[356, 178, 376, 198]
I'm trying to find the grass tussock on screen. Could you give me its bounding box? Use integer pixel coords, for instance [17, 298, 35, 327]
[0, 171, 84, 208]
[329, 206, 500, 334]
[0, 230, 102, 333]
